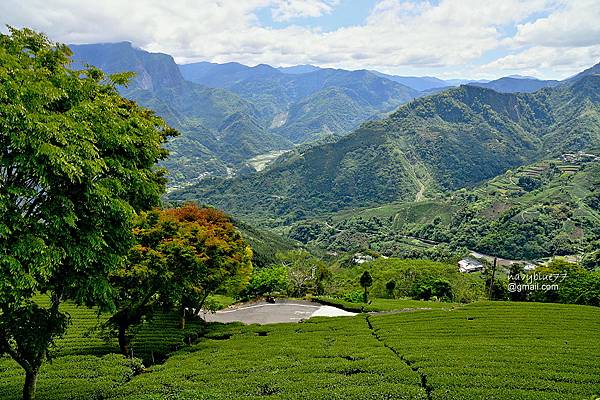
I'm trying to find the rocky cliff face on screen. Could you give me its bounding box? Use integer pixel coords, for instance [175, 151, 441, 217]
[70, 42, 184, 92]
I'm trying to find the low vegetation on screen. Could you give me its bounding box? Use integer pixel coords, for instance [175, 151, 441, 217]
[3, 301, 599, 400]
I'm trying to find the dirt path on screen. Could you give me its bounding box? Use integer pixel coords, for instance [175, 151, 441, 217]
[415, 180, 426, 201]
[365, 315, 433, 399]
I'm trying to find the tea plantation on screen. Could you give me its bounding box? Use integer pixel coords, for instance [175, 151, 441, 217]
[1, 301, 599, 399]
[370, 302, 600, 400]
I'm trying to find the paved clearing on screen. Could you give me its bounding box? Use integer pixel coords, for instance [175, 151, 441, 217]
[200, 300, 356, 325]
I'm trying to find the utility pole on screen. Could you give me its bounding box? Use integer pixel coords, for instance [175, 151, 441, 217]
[488, 257, 497, 299]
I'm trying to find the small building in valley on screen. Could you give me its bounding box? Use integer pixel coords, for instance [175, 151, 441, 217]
[353, 253, 374, 264]
[523, 263, 537, 272]
[458, 258, 484, 273]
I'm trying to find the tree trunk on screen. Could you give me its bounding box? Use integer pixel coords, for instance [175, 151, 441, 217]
[118, 324, 130, 356]
[488, 257, 497, 300]
[363, 287, 368, 303]
[23, 369, 38, 400]
[179, 306, 186, 330]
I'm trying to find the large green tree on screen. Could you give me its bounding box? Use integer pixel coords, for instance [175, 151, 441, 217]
[0, 28, 173, 399]
[107, 204, 253, 355]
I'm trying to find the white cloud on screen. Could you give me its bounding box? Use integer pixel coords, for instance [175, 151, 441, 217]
[514, 0, 600, 47]
[484, 45, 600, 79]
[480, 0, 600, 79]
[0, 0, 597, 79]
[271, 0, 339, 22]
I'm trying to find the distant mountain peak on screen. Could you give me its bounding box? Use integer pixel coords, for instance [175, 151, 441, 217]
[466, 76, 559, 93]
[277, 64, 321, 74]
[69, 42, 184, 91]
[506, 74, 539, 80]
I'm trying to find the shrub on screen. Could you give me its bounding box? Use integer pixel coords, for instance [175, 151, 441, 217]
[343, 291, 366, 304]
[241, 265, 289, 298]
[410, 278, 452, 301]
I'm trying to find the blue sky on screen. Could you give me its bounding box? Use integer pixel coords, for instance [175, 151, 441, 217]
[256, 1, 379, 32]
[2, 0, 599, 80]
[252, 0, 565, 79]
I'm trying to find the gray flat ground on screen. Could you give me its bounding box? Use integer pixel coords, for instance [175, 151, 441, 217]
[201, 300, 356, 325]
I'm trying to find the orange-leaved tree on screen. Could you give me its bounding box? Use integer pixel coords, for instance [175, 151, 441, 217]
[107, 204, 252, 355]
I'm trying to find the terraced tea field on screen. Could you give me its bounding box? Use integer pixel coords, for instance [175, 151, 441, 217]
[1, 301, 599, 399]
[0, 299, 208, 400]
[370, 302, 600, 400]
[110, 317, 428, 400]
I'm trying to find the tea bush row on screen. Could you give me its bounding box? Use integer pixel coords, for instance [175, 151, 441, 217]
[370, 302, 600, 400]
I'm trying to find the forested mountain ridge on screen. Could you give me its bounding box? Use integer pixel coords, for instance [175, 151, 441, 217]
[370, 71, 450, 91]
[70, 42, 289, 187]
[169, 71, 600, 223]
[71, 43, 422, 188]
[565, 61, 600, 82]
[540, 73, 600, 154]
[180, 62, 420, 142]
[287, 154, 600, 260]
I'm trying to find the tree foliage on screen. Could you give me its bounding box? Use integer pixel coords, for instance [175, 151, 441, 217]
[107, 204, 253, 354]
[0, 28, 173, 399]
[277, 250, 331, 297]
[360, 271, 373, 303]
[241, 265, 289, 298]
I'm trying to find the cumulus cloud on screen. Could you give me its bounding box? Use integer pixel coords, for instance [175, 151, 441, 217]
[482, 0, 600, 78]
[514, 0, 600, 47]
[485, 45, 600, 77]
[271, 0, 339, 22]
[0, 0, 597, 78]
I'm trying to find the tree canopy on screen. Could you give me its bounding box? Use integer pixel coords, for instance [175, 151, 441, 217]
[0, 27, 174, 399]
[107, 204, 253, 354]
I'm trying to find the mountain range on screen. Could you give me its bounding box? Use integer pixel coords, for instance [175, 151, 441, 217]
[71, 43, 443, 188]
[68, 41, 600, 259]
[286, 154, 600, 260]
[170, 66, 600, 224]
[178, 61, 420, 141]
[467, 76, 559, 93]
[71, 42, 574, 191]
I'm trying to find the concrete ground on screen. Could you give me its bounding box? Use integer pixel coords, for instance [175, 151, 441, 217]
[200, 299, 356, 325]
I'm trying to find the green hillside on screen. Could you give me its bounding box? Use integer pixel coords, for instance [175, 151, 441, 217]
[233, 219, 303, 268]
[289, 155, 600, 260]
[272, 87, 380, 143]
[183, 65, 419, 145]
[412, 155, 600, 259]
[70, 43, 288, 188]
[180, 63, 418, 123]
[170, 74, 600, 223]
[468, 76, 559, 93]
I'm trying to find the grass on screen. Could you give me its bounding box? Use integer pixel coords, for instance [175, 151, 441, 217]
[327, 258, 486, 304]
[27, 296, 209, 363]
[0, 354, 139, 400]
[113, 302, 600, 399]
[0, 298, 210, 399]
[109, 317, 427, 400]
[207, 294, 237, 308]
[327, 200, 456, 229]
